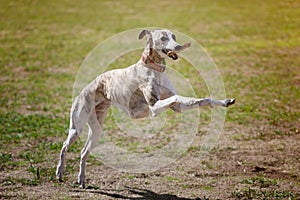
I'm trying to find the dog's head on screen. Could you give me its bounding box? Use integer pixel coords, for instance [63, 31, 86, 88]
[139, 29, 191, 60]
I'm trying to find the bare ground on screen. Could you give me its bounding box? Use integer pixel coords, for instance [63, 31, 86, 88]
[1, 122, 299, 200]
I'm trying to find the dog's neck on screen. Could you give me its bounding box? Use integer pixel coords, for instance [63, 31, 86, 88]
[140, 48, 166, 73]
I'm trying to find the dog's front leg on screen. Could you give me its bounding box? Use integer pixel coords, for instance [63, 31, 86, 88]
[149, 95, 235, 116]
[140, 80, 160, 107]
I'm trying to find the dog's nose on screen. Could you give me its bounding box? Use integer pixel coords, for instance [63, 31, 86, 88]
[175, 45, 182, 51]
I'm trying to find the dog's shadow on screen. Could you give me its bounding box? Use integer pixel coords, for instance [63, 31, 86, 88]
[71, 186, 208, 200]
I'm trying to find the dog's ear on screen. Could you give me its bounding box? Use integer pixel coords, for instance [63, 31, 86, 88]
[138, 29, 150, 40]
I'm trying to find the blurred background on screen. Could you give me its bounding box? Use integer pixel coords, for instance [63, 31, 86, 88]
[0, 0, 299, 199]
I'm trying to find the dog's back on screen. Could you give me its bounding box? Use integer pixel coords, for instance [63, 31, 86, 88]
[92, 63, 160, 118]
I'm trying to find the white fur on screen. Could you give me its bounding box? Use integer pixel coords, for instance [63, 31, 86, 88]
[56, 29, 235, 188]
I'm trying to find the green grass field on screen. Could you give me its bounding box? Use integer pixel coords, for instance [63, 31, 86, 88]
[1, 0, 299, 199]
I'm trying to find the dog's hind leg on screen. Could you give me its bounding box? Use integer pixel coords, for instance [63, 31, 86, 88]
[56, 127, 79, 182]
[78, 104, 108, 188]
[56, 93, 94, 181]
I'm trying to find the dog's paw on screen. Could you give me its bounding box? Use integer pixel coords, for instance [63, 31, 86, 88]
[79, 182, 85, 189]
[56, 171, 63, 182]
[78, 178, 86, 189]
[224, 99, 235, 107]
[57, 177, 63, 182]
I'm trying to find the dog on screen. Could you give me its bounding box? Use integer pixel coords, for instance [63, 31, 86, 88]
[56, 28, 235, 188]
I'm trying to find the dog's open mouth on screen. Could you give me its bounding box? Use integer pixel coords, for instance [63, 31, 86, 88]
[162, 49, 178, 60]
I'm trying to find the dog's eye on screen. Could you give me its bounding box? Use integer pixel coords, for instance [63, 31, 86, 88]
[160, 36, 168, 41]
[172, 34, 176, 41]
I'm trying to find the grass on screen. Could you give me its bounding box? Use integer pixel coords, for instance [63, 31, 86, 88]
[231, 176, 297, 199]
[231, 187, 296, 200]
[241, 176, 278, 188]
[165, 176, 182, 182]
[0, 0, 299, 199]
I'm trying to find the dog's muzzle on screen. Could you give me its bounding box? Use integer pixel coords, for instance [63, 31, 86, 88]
[162, 42, 191, 60]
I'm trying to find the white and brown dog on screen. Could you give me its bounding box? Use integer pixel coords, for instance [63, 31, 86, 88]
[56, 29, 235, 188]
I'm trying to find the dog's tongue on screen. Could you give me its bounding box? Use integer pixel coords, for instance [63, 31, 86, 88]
[167, 51, 178, 60]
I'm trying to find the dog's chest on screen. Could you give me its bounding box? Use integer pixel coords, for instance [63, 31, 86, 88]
[101, 66, 165, 117]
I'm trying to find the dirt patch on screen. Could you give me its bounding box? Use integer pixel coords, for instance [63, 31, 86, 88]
[1, 121, 299, 200]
